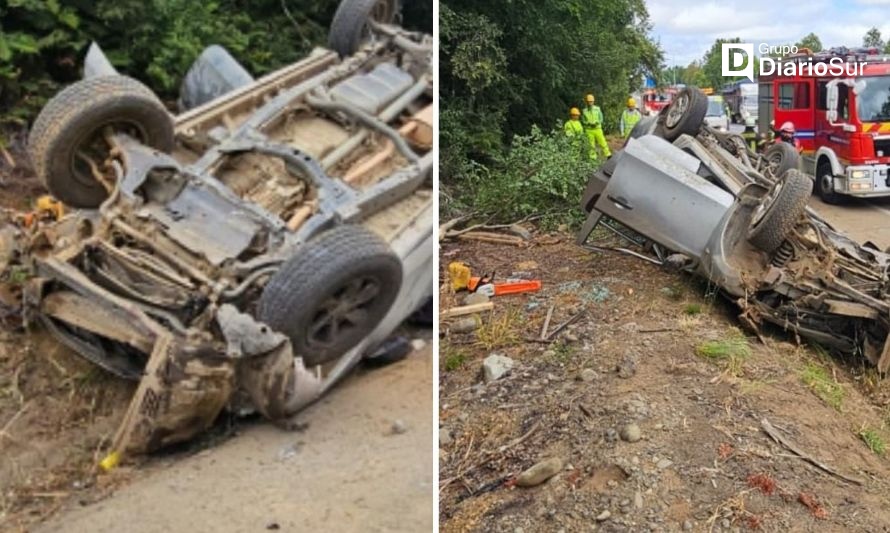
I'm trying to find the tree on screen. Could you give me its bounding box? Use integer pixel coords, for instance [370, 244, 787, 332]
[796, 32, 823, 53]
[864, 27, 885, 49]
[440, 0, 663, 182]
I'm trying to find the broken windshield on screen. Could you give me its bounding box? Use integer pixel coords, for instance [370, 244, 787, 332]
[856, 76, 890, 122]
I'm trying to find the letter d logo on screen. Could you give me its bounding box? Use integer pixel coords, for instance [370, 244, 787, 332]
[721, 43, 754, 82]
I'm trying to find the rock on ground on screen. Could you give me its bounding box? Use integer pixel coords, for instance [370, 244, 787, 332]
[516, 457, 563, 487]
[482, 354, 516, 383]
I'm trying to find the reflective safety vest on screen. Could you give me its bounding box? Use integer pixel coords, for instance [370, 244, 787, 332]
[620, 109, 642, 138]
[581, 105, 604, 130]
[741, 129, 757, 151]
[565, 119, 584, 137]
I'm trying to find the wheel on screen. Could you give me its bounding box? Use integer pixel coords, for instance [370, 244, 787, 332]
[748, 169, 812, 253]
[660, 87, 708, 142]
[257, 225, 403, 367]
[28, 75, 174, 208]
[762, 142, 800, 180]
[328, 0, 400, 57]
[816, 162, 843, 205]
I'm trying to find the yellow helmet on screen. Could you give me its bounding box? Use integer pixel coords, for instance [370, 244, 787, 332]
[585, 94, 595, 104]
[627, 97, 636, 108]
[570, 107, 581, 117]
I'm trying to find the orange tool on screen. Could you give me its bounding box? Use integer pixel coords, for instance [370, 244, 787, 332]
[473, 279, 542, 297]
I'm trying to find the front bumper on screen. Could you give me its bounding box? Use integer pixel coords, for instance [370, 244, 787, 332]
[834, 164, 890, 197]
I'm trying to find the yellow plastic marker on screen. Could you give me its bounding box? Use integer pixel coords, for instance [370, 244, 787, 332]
[448, 262, 471, 291]
[99, 451, 121, 472]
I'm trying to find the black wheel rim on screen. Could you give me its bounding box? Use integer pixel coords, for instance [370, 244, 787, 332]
[307, 275, 382, 349]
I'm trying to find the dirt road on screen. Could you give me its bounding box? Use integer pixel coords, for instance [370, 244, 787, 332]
[810, 194, 890, 250]
[31, 344, 433, 533]
[439, 232, 890, 532]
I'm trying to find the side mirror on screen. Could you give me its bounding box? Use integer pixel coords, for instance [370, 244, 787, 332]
[826, 82, 839, 124]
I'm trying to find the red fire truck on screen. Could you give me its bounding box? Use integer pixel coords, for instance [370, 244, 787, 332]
[642, 87, 677, 116]
[758, 48, 890, 203]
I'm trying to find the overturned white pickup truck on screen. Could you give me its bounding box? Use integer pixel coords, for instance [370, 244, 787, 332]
[4, 0, 432, 462]
[578, 87, 890, 373]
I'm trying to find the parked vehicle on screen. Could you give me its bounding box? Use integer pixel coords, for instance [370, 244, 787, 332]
[579, 87, 890, 373]
[704, 95, 730, 131]
[722, 81, 758, 124]
[5, 0, 433, 462]
[642, 87, 677, 116]
[758, 48, 890, 203]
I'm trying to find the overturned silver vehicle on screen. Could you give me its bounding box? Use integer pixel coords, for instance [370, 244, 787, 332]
[4, 0, 432, 462]
[577, 87, 890, 373]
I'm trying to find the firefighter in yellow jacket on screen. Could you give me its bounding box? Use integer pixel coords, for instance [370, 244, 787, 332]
[564, 107, 585, 158]
[581, 93, 611, 160]
[619, 97, 642, 139]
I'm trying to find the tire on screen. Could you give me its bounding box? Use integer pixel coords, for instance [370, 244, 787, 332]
[748, 169, 812, 253]
[660, 87, 708, 142]
[28, 75, 174, 208]
[816, 162, 843, 205]
[257, 225, 403, 367]
[328, 0, 400, 57]
[762, 142, 800, 180]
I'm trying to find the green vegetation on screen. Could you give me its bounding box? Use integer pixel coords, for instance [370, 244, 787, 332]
[859, 426, 886, 456]
[683, 303, 702, 316]
[696, 334, 750, 360]
[549, 341, 574, 364]
[440, 0, 662, 225]
[443, 347, 467, 372]
[801, 361, 846, 412]
[696, 331, 750, 376]
[0, 1, 431, 144]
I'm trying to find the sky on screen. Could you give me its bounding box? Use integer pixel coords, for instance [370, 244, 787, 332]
[648, 0, 890, 66]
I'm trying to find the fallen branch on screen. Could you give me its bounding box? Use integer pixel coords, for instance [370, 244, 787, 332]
[456, 232, 525, 246]
[540, 305, 555, 340]
[544, 309, 585, 341]
[438, 214, 475, 241]
[0, 146, 15, 168]
[760, 418, 864, 485]
[440, 420, 541, 492]
[0, 400, 31, 448]
[440, 302, 494, 319]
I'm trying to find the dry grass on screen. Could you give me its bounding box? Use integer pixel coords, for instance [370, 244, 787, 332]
[475, 308, 521, 350]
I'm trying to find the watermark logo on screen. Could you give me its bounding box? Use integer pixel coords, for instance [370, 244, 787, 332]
[721, 42, 868, 80]
[722, 43, 754, 82]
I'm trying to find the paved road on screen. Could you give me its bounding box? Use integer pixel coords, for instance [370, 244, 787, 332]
[723, 121, 890, 248]
[37, 345, 433, 533]
[810, 194, 890, 250]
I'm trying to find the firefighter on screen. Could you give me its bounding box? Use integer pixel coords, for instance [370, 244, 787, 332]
[777, 121, 802, 151]
[565, 107, 584, 137]
[564, 107, 585, 158]
[619, 97, 642, 139]
[741, 117, 758, 152]
[581, 94, 611, 160]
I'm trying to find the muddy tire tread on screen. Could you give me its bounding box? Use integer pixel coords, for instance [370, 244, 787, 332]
[257, 225, 403, 366]
[328, 0, 398, 57]
[661, 88, 708, 142]
[748, 169, 812, 253]
[28, 75, 173, 207]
